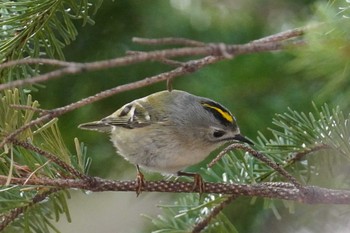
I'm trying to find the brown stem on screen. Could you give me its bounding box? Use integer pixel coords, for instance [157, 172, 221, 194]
[132, 37, 206, 46]
[288, 143, 331, 162]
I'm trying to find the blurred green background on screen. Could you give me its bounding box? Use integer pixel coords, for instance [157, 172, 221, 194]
[28, 0, 349, 232]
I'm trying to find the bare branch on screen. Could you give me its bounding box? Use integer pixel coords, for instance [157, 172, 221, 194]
[0, 58, 81, 69]
[132, 37, 206, 46]
[0, 65, 86, 91]
[10, 104, 47, 113]
[1, 176, 350, 204]
[0, 28, 303, 92]
[0, 45, 225, 90]
[126, 50, 185, 66]
[253, 27, 304, 43]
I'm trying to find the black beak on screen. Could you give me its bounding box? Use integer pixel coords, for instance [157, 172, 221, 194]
[233, 134, 254, 145]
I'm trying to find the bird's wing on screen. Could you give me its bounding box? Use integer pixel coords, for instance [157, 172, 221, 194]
[101, 102, 153, 129]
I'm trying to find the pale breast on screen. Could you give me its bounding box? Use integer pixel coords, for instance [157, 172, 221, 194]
[109, 125, 218, 174]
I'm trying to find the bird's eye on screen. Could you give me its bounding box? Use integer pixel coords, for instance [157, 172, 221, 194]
[213, 130, 226, 138]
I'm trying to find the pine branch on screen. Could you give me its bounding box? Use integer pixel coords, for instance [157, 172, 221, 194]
[0, 188, 61, 232]
[0, 0, 101, 70]
[209, 144, 303, 190]
[288, 143, 331, 162]
[255, 143, 331, 183]
[11, 139, 88, 180]
[261, 104, 350, 159]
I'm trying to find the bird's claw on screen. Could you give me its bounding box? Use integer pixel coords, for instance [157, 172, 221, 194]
[177, 171, 205, 196]
[135, 165, 145, 196]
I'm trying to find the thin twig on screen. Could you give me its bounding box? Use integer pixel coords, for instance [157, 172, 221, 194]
[0, 65, 86, 91]
[192, 195, 237, 233]
[126, 50, 185, 66]
[0, 58, 80, 69]
[157, 58, 184, 67]
[132, 37, 206, 46]
[288, 143, 331, 162]
[10, 104, 47, 113]
[253, 28, 304, 43]
[209, 143, 303, 190]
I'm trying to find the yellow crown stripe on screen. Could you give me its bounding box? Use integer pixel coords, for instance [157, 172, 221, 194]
[202, 103, 233, 123]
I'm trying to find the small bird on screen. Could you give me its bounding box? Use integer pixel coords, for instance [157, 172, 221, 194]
[79, 90, 252, 195]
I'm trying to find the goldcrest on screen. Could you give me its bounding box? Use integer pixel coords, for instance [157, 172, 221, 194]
[79, 90, 252, 177]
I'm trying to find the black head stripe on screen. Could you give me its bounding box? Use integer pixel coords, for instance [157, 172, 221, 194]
[201, 101, 235, 126]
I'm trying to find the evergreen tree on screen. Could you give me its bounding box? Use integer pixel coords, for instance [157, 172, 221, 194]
[0, 1, 349, 232]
